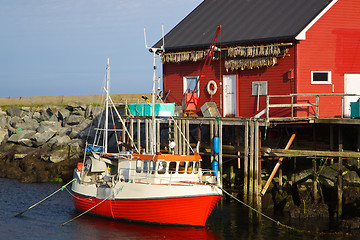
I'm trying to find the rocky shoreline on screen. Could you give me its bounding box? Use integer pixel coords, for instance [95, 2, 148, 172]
[0, 104, 100, 183]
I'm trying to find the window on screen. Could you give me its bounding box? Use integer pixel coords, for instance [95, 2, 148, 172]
[143, 160, 149, 173]
[194, 162, 199, 174]
[150, 161, 155, 174]
[136, 160, 142, 173]
[158, 161, 167, 174]
[169, 161, 177, 174]
[187, 162, 193, 174]
[251, 81, 268, 96]
[311, 71, 332, 84]
[179, 161, 186, 174]
[183, 76, 199, 96]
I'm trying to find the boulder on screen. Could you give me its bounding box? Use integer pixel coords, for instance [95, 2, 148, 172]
[31, 129, 56, 147]
[47, 135, 71, 149]
[71, 108, 85, 116]
[66, 114, 85, 125]
[343, 171, 360, 184]
[7, 130, 36, 144]
[85, 105, 93, 119]
[36, 121, 62, 133]
[0, 128, 8, 144]
[0, 114, 7, 128]
[49, 149, 68, 163]
[6, 106, 21, 117]
[57, 108, 71, 121]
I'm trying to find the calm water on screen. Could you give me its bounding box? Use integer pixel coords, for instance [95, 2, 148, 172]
[0, 178, 357, 240]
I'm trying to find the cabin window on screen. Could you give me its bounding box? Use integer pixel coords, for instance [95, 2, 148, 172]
[136, 160, 142, 173]
[169, 161, 177, 174]
[143, 160, 149, 173]
[311, 71, 332, 84]
[150, 161, 155, 174]
[187, 162, 193, 174]
[158, 161, 167, 174]
[194, 162, 199, 174]
[179, 161, 186, 174]
[183, 76, 199, 96]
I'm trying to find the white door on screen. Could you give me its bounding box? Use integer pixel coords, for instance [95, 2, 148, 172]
[223, 75, 237, 117]
[344, 74, 360, 117]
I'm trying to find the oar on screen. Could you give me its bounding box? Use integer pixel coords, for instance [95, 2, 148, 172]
[14, 178, 76, 217]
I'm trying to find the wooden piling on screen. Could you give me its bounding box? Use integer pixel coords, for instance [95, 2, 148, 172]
[244, 120, 249, 204]
[137, 119, 140, 152]
[249, 120, 254, 218]
[145, 119, 149, 152]
[338, 126, 343, 220]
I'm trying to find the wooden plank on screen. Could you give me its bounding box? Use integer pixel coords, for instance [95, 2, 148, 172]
[265, 149, 360, 158]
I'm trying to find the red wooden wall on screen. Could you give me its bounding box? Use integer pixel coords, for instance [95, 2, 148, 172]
[163, 46, 296, 118]
[296, 0, 360, 117]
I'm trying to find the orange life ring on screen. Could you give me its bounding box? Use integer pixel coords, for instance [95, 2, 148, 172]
[207, 80, 217, 96]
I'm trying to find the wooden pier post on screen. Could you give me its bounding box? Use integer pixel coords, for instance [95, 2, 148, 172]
[137, 119, 141, 152]
[178, 120, 182, 155]
[244, 120, 249, 204]
[182, 120, 186, 154]
[156, 120, 160, 152]
[249, 120, 254, 218]
[254, 120, 261, 218]
[145, 119, 149, 153]
[186, 120, 190, 154]
[338, 126, 343, 220]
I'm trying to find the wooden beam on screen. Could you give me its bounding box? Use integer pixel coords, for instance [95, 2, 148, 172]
[264, 149, 360, 158]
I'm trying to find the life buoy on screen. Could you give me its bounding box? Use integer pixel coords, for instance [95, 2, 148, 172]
[207, 80, 217, 96]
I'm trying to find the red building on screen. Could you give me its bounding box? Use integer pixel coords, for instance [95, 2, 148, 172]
[153, 0, 360, 118]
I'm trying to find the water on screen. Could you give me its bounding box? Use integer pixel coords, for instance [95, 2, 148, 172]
[0, 178, 358, 240]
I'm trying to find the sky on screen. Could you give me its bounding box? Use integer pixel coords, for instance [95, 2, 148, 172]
[0, 0, 203, 97]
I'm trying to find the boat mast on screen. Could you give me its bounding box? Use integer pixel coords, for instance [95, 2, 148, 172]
[104, 58, 110, 154]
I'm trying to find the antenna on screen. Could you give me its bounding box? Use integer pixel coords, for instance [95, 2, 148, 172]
[144, 28, 148, 49]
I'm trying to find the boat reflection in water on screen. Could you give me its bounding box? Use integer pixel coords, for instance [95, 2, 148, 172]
[74, 213, 221, 240]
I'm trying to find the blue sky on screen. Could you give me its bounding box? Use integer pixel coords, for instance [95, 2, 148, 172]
[0, 0, 202, 97]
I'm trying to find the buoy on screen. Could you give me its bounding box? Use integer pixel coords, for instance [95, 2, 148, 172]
[214, 136, 219, 154]
[212, 160, 219, 177]
[207, 80, 217, 96]
[77, 162, 83, 171]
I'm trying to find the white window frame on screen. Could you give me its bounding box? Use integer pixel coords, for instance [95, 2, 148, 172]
[311, 71, 332, 85]
[183, 76, 199, 97]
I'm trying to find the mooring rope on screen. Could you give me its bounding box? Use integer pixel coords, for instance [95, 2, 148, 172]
[14, 178, 76, 217]
[220, 187, 351, 236]
[61, 184, 125, 226]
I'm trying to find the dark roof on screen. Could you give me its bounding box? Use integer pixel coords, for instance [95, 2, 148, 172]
[153, 0, 334, 51]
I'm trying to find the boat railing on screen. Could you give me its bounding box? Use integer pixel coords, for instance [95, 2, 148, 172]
[261, 93, 360, 121]
[116, 167, 219, 186]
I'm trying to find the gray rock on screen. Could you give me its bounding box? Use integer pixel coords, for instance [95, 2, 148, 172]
[343, 171, 360, 184]
[0, 115, 7, 128]
[18, 138, 34, 147]
[49, 149, 68, 163]
[8, 130, 36, 143]
[92, 106, 103, 118]
[85, 105, 93, 119]
[66, 114, 85, 125]
[58, 126, 71, 136]
[9, 116, 23, 128]
[0, 128, 8, 143]
[71, 108, 85, 116]
[47, 135, 71, 149]
[31, 129, 56, 146]
[36, 121, 62, 133]
[6, 106, 21, 117]
[57, 108, 71, 121]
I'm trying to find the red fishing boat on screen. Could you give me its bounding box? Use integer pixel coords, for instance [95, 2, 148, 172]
[71, 58, 222, 226]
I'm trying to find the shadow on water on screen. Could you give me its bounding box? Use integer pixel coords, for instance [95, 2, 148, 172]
[1, 178, 360, 240]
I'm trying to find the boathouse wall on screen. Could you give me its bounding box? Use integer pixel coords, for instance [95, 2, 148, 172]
[163, 46, 296, 118]
[296, 0, 360, 117]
